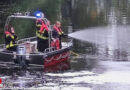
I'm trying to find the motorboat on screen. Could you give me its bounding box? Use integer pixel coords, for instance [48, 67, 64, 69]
[0, 13, 72, 71]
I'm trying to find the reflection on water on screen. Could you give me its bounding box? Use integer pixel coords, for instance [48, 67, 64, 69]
[71, 0, 130, 28]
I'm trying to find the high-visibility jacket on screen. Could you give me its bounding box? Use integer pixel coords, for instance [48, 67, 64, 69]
[5, 31, 17, 49]
[36, 19, 49, 40]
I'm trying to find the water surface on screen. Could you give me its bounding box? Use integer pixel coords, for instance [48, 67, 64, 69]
[1, 0, 130, 90]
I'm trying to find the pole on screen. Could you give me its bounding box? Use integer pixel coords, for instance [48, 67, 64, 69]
[45, 18, 52, 52]
[48, 25, 52, 52]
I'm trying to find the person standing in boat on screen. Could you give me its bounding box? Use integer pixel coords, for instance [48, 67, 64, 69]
[35, 12, 49, 52]
[5, 26, 17, 51]
[52, 21, 64, 49]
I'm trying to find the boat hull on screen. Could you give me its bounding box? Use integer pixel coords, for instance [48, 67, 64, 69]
[0, 45, 72, 70]
[44, 50, 70, 68]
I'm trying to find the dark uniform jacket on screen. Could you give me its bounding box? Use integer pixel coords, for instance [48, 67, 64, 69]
[5, 31, 17, 51]
[36, 19, 49, 52]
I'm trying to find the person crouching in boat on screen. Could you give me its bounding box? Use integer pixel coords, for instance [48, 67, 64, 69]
[36, 12, 49, 52]
[5, 26, 17, 51]
[52, 21, 64, 49]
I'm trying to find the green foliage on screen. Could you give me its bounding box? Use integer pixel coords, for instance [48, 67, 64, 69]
[9, 0, 62, 39]
[11, 18, 36, 39]
[11, 0, 62, 23]
[45, 0, 62, 23]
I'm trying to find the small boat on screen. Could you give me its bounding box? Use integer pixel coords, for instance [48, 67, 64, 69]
[0, 13, 72, 71]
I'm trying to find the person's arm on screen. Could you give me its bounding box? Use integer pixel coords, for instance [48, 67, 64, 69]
[14, 34, 17, 40]
[6, 35, 12, 42]
[43, 30, 49, 37]
[52, 29, 59, 38]
[58, 27, 64, 36]
[36, 20, 42, 33]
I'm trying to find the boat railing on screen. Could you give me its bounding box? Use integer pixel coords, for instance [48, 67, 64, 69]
[44, 47, 56, 53]
[0, 36, 37, 49]
[0, 44, 5, 49]
[17, 36, 37, 44]
[44, 37, 73, 53]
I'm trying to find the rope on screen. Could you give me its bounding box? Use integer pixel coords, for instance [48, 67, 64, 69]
[71, 51, 79, 56]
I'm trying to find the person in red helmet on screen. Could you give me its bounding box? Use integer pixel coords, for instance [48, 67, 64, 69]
[35, 12, 49, 52]
[5, 26, 17, 51]
[52, 21, 64, 49]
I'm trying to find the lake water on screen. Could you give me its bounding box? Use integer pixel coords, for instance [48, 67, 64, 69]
[1, 0, 130, 90]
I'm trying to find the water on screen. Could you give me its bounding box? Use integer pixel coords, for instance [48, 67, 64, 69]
[69, 25, 130, 61]
[1, 0, 130, 90]
[1, 61, 130, 90]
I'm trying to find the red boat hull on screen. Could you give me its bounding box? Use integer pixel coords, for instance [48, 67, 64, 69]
[44, 51, 71, 72]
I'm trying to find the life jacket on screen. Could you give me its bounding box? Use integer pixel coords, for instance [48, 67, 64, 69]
[53, 25, 64, 35]
[5, 31, 16, 49]
[36, 19, 49, 40]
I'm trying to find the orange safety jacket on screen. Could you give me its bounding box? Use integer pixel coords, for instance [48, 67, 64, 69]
[53, 25, 64, 36]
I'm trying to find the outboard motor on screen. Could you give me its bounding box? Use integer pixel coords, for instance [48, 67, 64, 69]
[16, 45, 27, 67]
